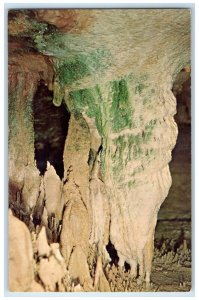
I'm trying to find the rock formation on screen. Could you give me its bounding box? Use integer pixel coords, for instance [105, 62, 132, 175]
[8, 9, 191, 291]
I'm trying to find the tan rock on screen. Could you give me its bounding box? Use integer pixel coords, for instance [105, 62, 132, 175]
[38, 255, 65, 291]
[8, 210, 34, 291]
[43, 162, 63, 220]
[94, 256, 110, 292]
[36, 226, 51, 257]
[73, 284, 84, 292]
[50, 243, 65, 263]
[68, 246, 93, 291]
[21, 165, 41, 211]
[29, 281, 44, 292]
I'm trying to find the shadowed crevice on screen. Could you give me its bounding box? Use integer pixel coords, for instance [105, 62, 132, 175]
[33, 79, 70, 179]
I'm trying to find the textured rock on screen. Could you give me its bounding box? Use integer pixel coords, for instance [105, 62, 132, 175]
[36, 226, 51, 257]
[28, 281, 45, 292]
[73, 284, 84, 292]
[60, 113, 91, 276]
[8, 52, 54, 224]
[8, 70, 41, 215]
[89, 153, 110, 247]
[38, 256, 65, 291]
[68, 246, 93, 291]
[94, 255, 111, 292]
[8, 9, 191, 291]
[8, 210, 34, 291]
[50, 243, 65, 263]
[34, 225, 67, 291]
[43, 162, 63, 220]
[34, 9, 93, 33]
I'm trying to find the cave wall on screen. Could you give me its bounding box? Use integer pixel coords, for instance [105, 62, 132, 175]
[9, 54, 54, 218]
[8, 9, 191, 291]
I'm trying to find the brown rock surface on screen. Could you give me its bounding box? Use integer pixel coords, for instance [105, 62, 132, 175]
[34, 9, 94, 33]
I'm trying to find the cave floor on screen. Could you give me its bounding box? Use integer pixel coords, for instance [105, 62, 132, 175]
[151, 263, 191, 292]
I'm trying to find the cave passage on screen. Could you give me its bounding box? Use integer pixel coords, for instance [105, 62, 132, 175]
[33, 79, 70, 179]
[106, 240, 119, 266]
[156, 67, 191, 248]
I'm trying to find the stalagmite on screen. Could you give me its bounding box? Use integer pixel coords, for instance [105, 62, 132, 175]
[43, 162, 63, 220]
[36, 226, 51, 257]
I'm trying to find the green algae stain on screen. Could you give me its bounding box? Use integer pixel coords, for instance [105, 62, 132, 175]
[67, 85, 107, 179]
[144, 148, 156, 162]
[132, 145, 143, 159]
[112, 135, 127, 170]
[143, 97, 149, 105]
[111, 117, 157, 180]
[112, 135, 128, 180]
[112, 164, 125, 181]
[135, 83, 146, 95]
[99, 145, 106, 177]
[69, 85, 104, 136]
[30, 19, 48, 35]
[65, 73, 157, 184]
[55, 48, 111, 86]
[110, 79, 133, 132]
[143, 88, 155, 105]
[57, 56, 90, 85]
[142, 119, 157, 143]
[128, 180, 136, 188]
[131, 165, 144, 177]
